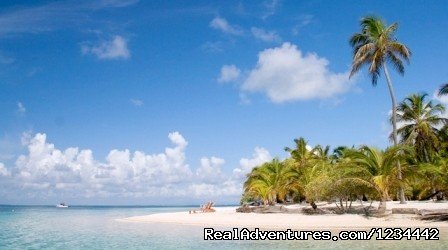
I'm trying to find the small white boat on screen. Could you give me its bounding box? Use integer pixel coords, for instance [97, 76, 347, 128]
[56, 203, 69, 208]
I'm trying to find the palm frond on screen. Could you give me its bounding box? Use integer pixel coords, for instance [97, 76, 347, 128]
[438, 83, 448, 96]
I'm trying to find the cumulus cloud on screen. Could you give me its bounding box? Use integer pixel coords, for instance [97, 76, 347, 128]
[187, 179, 241, 198]
[209, 17, 243, 35]
[17, 102, 26, 114]
[82, 36, 130, 60]
[251, 27, 281, 42]
[233, 147, 272, 179]
[195, 157, 225, 183]
[9, 132, 192, 198]
[218, 64, 241, 83]
[241, 42, 352, 103]
[0, 132, 271, 204]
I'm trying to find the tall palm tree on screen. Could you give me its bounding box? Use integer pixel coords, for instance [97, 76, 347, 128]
[438, 83, 448, 96]
[349, 16, 411, 203]
[395, 93, 447, 162]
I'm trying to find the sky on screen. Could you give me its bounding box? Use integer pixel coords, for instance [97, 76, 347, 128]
[0, 0, 447, 205]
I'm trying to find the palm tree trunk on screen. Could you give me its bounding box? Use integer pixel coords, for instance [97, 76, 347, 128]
[383, 64, 406, 204]
[310, 200, 317, 210]
[378, 199, 386, 214]
[384, 65, 399, 145]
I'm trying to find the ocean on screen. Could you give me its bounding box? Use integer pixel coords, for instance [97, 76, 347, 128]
[0, 205, 447, 249]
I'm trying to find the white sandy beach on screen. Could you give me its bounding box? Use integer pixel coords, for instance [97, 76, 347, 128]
[119, 201, 448, 229]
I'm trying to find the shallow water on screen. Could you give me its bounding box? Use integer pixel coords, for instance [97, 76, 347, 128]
[0, 205, 447, 249]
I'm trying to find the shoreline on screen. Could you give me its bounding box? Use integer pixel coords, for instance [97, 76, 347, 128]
[118, 201, 448, 230]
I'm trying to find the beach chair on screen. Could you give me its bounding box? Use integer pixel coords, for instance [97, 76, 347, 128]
[204, 202, 215, 213]
[188, 201, 215, 213]
[189, 202, 210, 214]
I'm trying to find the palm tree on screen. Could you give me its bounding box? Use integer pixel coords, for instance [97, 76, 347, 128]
[243, 159, 296, 205]
[438, 125, 448, 156]
[438, 83, 448, 96]
[415, 160, 446, 200]
[342, 146, 409, 213]
[284, 138, 314, 167]
[289, 157, 329, 210]
[326, 152, 374, 211]
[395, 93, 447, 162]
[284, 139, 332, 209]
[349, 16, 411, 203]
[312, 145, 331, 161]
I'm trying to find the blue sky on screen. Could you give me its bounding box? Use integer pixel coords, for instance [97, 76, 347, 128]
[0, 0, 447, 205]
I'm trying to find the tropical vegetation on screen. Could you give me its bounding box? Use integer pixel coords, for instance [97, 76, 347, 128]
[240, 16, 448, 214]
[349, 15, 411, 203]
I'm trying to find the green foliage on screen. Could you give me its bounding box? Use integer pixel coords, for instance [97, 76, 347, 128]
[240, 16, 448, 210]
[241, 127, 448, 208]
[243, 158, 297, 205]
[395, 93, 447, 162]
[349, 16, 410, 85]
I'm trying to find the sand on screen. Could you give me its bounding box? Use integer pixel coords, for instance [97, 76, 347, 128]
[118, 201, 448, 229]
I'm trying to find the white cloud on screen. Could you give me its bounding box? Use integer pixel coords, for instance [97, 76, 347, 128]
[168, 131, 188, 149]
[241, 42, 352, 103]
[9, 132, 191, 198]
[187, 179, 241, 198]
[0, 163, 10, 177]
[195, 157, 225, 183]
[17, 102, 26, 114]
[209, 17, 243, 35]
[218, 64, 241, 83]
[130, 98, 143, 106]
[82, 36, 130, 60]
[251, 27, 281, 42]
[0, 131, 274, 203]
[0, 1, 138, 36]
[233, 147, 272, 179]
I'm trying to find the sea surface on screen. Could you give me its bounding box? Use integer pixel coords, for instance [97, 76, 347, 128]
[1, 205, 447, 249]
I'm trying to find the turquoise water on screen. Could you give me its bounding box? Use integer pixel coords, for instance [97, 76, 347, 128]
[1, 205, 447, 249]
